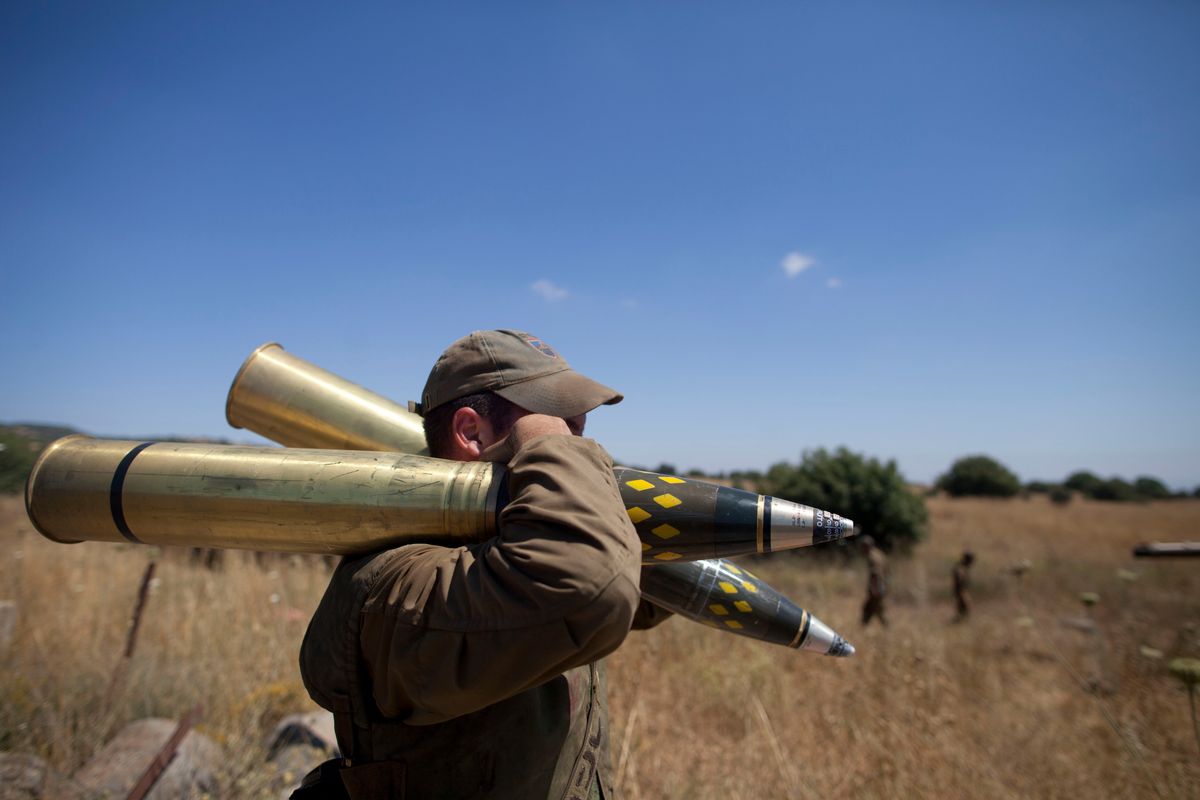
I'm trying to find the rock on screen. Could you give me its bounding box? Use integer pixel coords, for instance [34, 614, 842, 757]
[73, 718, 222, 800]
[266, 710, 338, 760]
[265, 712, 337, 800]
[0, 752, 97, 800]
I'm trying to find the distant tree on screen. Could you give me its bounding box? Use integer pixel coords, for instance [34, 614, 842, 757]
[762, 447, 927, 553]
[685, 468, 708, 478]
[1092, 477, 1136, 502]
[936, 455, 1021, 498]
[653, 463, 678, 477]
[1049, 485, 1073, 505]
[728, 470, 764, 492]
[0, 429, 40, 494]
[1025, 480, 1054, 493]
[1133, 476, 1171, 500]
[1193, 486, 1200, 498]
[1064, 471, 1103, 497]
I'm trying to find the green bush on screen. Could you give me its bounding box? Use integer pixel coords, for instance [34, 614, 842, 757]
[1133, 476, 1171, 500]
[1049, 485, 1073, 505]
[936, 455, 1021, 498]
[1025, 480, 1054, 493]
[0, 429, 40, 494]
[762, 447, 927, 553]
[1092, 477, 1136, 502]
[1059, 470, 1174, 502]
[1064, 471, 1103, 496]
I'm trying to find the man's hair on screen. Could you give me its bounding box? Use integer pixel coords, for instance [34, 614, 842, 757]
[423, 391, 523, 458]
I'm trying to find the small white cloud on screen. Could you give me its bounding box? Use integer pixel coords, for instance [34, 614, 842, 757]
[826, 277, 842, 289]
[781, 251, 815, 278]
[531, 279, 568, 302]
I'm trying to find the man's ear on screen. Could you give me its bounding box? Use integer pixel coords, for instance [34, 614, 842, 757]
[449, 407, 487, 460]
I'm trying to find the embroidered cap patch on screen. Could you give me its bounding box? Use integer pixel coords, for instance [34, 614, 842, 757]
[521, 333, 560, 359]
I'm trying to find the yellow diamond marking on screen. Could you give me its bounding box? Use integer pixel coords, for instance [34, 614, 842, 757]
[651, 523, 680, 540]
[742, 581, 759, 594]
[718, 581, 738, 594]
[641, 543, 651, 551]
[653, 493, 681, 509]
[627, 506, 651, 524]
[709, 604, 729, 616]
[660, 476, 685, 484]
[724, 620, 744, 630]
[654, 551, 682, 561]
[705, 620, 721, 628]
[734, 600, 752, 613]
[626, 479, 655, 492]
[726, 564, 742, 575]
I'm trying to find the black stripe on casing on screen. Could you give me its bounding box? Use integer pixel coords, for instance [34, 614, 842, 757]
[762, 496, 772, 552]
[109, 441, 155, 543]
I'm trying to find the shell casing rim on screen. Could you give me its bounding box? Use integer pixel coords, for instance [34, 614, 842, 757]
[225, 341, 284, 430]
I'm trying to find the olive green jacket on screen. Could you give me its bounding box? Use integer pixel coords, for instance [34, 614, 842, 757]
[299, 435, 643, 799]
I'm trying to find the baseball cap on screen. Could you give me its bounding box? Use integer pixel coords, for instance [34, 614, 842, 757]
[412, 330, 623, 418]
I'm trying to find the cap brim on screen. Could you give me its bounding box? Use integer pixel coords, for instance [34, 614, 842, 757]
[495, 369, 623, 417]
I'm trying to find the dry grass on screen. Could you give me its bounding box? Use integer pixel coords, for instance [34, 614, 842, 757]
[2, 494, 1198, 798]
[0, 497, 329, 796]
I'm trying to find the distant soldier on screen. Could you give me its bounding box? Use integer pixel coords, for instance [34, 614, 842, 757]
[953, 551, 975, 621]
[859, 535, 888, 627]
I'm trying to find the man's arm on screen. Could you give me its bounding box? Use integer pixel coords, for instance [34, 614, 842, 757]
[357, 433, 642, 725]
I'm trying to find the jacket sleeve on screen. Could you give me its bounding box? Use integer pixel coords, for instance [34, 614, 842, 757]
[357, 435, 642, 725]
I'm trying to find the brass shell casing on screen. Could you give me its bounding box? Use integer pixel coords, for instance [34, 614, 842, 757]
[26, 437, 501, 555]
[227, 342, 429, 455]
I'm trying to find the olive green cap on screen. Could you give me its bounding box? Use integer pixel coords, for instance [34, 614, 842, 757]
[413, 330, 623, 418]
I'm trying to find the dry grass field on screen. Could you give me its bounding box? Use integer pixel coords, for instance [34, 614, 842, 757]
[1, 493, 1197, 798]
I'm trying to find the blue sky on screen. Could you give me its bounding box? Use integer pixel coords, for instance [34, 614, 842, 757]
[2, 2, 1198, 487]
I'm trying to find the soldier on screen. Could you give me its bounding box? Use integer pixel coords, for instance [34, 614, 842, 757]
[953, 551, 975, 622]
[294, 330, 656, 799]
[859, 535, 888, 627]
